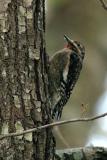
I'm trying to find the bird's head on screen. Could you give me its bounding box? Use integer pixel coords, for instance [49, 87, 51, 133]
[64, 35, 85, 59]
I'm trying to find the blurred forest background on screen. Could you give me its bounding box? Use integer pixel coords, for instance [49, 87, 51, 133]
[46, 0, 107, 149]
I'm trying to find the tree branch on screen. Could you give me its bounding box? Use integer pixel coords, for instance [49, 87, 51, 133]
[0, 112, 107, 140]
[99, 0, 107, 10]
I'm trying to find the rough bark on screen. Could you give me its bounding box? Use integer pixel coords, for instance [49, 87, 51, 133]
[55, 147, 107, 160]
[0, 0, 55, 160]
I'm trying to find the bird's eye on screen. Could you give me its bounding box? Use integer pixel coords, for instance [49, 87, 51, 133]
[77, 43, 82, 48]
[74, 41, 82, 49]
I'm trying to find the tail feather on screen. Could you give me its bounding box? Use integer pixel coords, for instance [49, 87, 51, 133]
[52, 94, 70, 119]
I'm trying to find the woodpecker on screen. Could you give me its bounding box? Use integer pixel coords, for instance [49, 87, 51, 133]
[49, 35, 85, 119]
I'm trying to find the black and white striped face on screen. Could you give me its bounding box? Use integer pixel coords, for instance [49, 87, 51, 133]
[73, 41, 85, 59]
[64, 35, 85, 59]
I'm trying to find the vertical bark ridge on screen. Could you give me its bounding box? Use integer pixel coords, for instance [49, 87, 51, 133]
[0, 0, 55, 159]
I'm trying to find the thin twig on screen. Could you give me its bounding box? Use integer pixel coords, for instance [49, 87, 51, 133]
[0, 112, 107, 140]
[99, 0, 107, 10]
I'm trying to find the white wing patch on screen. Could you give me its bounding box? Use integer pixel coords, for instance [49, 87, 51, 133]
[63, 55, 70, 82]
[63, 69, 68, 82]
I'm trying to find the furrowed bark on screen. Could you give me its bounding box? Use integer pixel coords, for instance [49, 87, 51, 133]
[0, 0, 55, 160]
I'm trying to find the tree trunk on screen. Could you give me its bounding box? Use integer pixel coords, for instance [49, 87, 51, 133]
[0, 0, 55, 160]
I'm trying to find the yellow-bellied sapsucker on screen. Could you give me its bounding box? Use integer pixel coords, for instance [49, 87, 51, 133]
[49, 35, 85, 119]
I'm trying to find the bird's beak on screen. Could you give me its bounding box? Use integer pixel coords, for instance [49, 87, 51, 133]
[64, 35, 74, 45]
